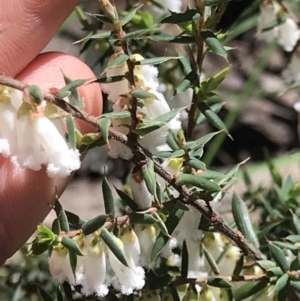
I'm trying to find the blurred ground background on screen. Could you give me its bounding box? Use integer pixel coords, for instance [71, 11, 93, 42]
[41, 0, 300, 222]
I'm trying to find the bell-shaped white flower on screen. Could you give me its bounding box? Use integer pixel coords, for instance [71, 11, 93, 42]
[202, 232, 225, 261]
[134, 225, 157, 267]
[256, 1, 280, 42]
[15, 104, 80, 177]
[282, 49, 300, 84]
[48, 245, 76, 285]
[277, 17, 299, 52]
[107, 234, 145, 295]
[131, 165, 154, 210]
[76, 239, 108, 297]
[217, 245, 241, 275]
[0, 86, 23, 157]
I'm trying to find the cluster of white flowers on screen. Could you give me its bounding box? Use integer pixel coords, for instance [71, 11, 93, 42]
[102, 53, 181, 159]
[49, 228, 145, 296]
[0, 85, 80, 178]
[257, 1, 299, 52]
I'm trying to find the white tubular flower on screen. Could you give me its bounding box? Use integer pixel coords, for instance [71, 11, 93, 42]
[48, 245, 76, 285]
[76, 240, 108, 297]
[0, 86, 22, 156]
[277, 17, 299, 52]
[16, 103, 80, 177]
[185, 239, 207, 278]
[120, 228, 141, 266]
[282, 48, 300, 84]
[131, 164, 154, 210]
[135, 225, 157, 267]
[107, 235, 145, 295]
[256, 1, 280, 42]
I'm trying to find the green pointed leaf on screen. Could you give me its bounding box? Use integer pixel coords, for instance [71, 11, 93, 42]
[82, 215, 108, 236]
[106, 54, 129, 71]
[30, 241, 50, 255]
[120, 5, 142, 26]
[62, 282, 73, 300]
[37, 224, 56, 240]
[100, 228, 129, 267]
[94, 75, 126, 83]
[61, 76, 85, 108]
[101, 110, 131, 119]
[273, 241, 298, 251]
[269, 243, 289, 272]
[153, 212, 170, 237]
[61, 236, 83, 256]
[266, 266, 284, 277]
[88, 13, 113, 24]
[233, 255, 244, 278]
[175, 71, 198, 95]
[181, 240, 189, 278]
[160, 9, 200, 24]
[56, 286, 63, 301]
[151, 207, 185, 261]
[135, 56, 180, 66]
[197, 102, 229, 136]
[69, 250, 77, 276]
[197, 102, 224, 125]
[169, 149, 185, 158]
[74, 31, 112, 44]
[292, 213, 300, 235]
[206, 0, 231, 5]
[154, 107, 184, 124]
[103, 177, 115, 217]
[54, 198, 69, 232]
[275, 273, 289, 292]
[66, 115, 76, 150]
[233, 281, 268, 301]
[232, 193, 259, 248]
[203, 244, 220, 275]
[257, 260, 276, 271]
[176, 173, 220, 192]
[290, 280, 300, 293]
[285, 234, 300, 243]
[37, 286, 54, 301]
[170, 285, 181, 301]
[65, 210, 87, 229]
[142, 160, 156, 198]
[129, 212, 157, 224]
[185, 131, 222, 150]
[98, 117, 111, 144]
[167, 131, 180, 150]
[200, 30, 227, 58]
[207, 277, 232, 288]
[132, 89, 156, 99]
[115, 187, 139, 211]
[51, 218, 61, 236]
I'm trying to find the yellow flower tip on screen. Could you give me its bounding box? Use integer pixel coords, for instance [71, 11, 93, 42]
[130, 54, 145, 63]
[200, 288, 214, 301]
[168, 158, 184, 171]
[146, 225, 156, 238]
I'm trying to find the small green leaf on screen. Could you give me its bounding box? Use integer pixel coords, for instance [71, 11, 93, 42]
[176, 173, 220, 192]
[98, 117, 111, 144]
[115, 187, 139, 211]
[233, 255, 244, 278]
[232, 193, 259, 248]
[66, 115, 76, 150]
[200, 30, 227, 58]
[73, 31, 112, 44]
[54, 198, 69, 232]
[275, 273, 289, 292]
[103, 177, 115, 217]
[61, 76, 86, 108]
[56, 286, 63, 301]
[273, 241, 298, 251]
[142, 160, 157, 199]
[197, 102, 224, 125]
[197, 102, 230, 137]
[52, 218, 61, 236]
[207, 277, 232, 288]
[151, 207, 185, 261]
[160, 9, 200, 24]
[65, 210, 87, 229]
[175, 71, 199, 95]
[292, 213, 300, 235]
[203, 244, 220, 275]
[132, 89, 156, 99]
[153, 212, 170, 237]
[100, 228, 129, 267]
[81, 215, 108, 236]
[101, 111, 131, 119]
[135, 56, 180, 66]
[106, 54, 129, 71]
[120, 5, 142, 26]
[129, 212, 157, 224]
[206, 0, 231, 5]
[186, 159, 206, 171]
[290, 280, 300, 293]
[185, 131, 222, 150]
[61, 236, 84, 256]
[94, 75, 126, 83]
[181, 240, 189, 278]
[285, 234, 300, 243]
[69, 250, 77, 276]
[233, 281, 268, 301]
[269, 243, 289, 272]
[266, 267, 284, 277]
[37, 286, 54, 301]
[30, 241, 50, 255]
[153, 107, 183, 124]
[257, 260, 276, 271]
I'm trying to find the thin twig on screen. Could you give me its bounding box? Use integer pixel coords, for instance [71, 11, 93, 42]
[0, 74, 263, 260]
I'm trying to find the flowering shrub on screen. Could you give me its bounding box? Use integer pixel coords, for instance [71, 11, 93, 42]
[2, 0, 300, 301]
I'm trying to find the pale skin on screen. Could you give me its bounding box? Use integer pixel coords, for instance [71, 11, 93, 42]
[0, 0, 103, 264]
